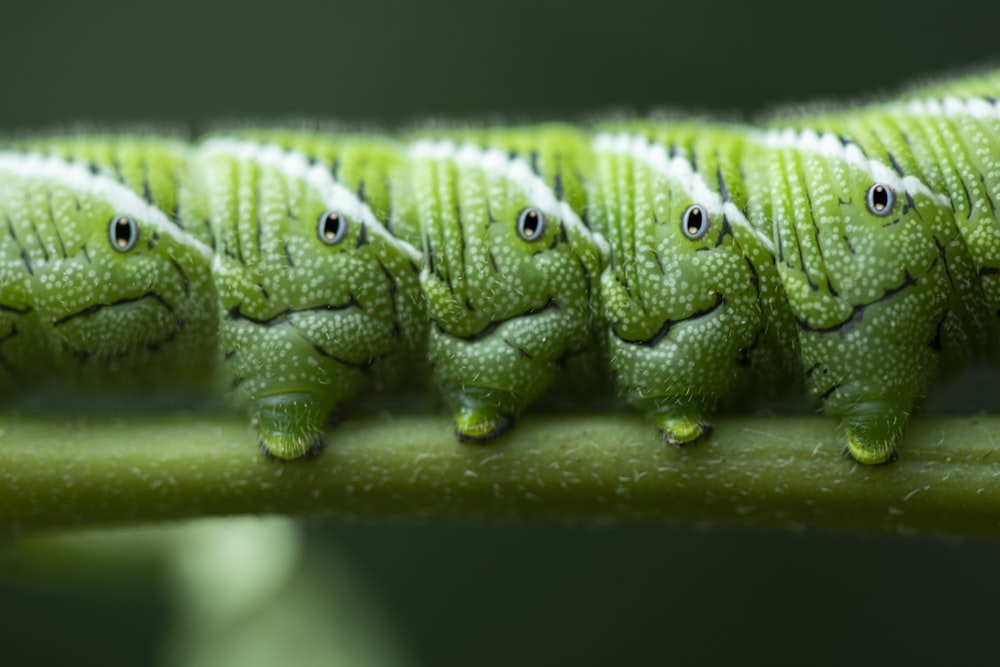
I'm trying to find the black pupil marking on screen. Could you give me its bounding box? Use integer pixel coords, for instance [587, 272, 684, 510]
[518, 208, 545, 241]
[682, 205, 708, 239]
[867, 184, 894, 216]
[111, 216, 136, 251]
[319, 210, 346, 244]
[872, 186, 888, 210]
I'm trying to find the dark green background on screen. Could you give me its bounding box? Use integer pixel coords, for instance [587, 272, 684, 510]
[3, 1, 1000, 665]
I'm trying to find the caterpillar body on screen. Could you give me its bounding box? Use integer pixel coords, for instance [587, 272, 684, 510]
[2, 68, 999, 464]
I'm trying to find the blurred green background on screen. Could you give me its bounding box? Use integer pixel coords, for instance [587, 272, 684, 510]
[3, 1, 1000, 665]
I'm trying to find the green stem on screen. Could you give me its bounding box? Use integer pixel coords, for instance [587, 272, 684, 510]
[2, 414, 999, 536]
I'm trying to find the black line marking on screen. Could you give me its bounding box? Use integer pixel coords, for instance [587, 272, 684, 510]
[356, 222, 369, 248]
[787, 213, 819, 291]
[612, 293, 725, 347]
[169, 258, 190, 297]
[226, 296, 360, 326]
[45, 191, 68, 259]
[503, 338, 533, 358]
[426, 238, 436, 274]
[980, 174, 996, 216]
[433, 297, 560, 343]
[142, 326, 182, 354]
[960, 179, 974, 220]
[309, 343, 378, 372]
[775, 215, 786, 263]
[803, 187, 823, 289]
[900, 191, 916, 217]
[255, 212, 263, 257]
[794, 271, 917, 335]
[170, 172, 183, 223]
[886, 151, 905, 177]
[0, 303, 31, 315]
[283, 243, 295, 267]
[20, 249, 33, 274]
[652, 250, 665, 275]
[930, 310, 948, 352]
[453, 201, 466, 294]
[933, 237, 958, 293]
[819, 383, 841, 402]
[742, 254, 763, 315]
[53, 292, 175, 327]
[554, 172, 564, 201]
[5, 216, 33, 276]
[714, 216, 733, 248]
[375, 258, 399, 322]
[716, 166, 729, 201]
[488, 250, 499, 273]
[843, 234, 856, 255]
[28, 220, 49, 262]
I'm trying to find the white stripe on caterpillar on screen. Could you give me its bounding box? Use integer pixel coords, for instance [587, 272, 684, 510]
[903, 96, 1000, 120]
[408, 139, 610, 258]
[754, 128, 951, 207]
[0, 151, 214, 260]
[592, 132, 777, 256]
[199, 137, 422, 263]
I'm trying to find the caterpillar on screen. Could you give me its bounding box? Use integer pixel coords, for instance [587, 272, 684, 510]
[1, 67, 998, 465]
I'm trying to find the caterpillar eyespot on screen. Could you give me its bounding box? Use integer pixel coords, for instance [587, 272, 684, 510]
[3, 66, 999, 467]
[318, 210, 348, 245]
[866, 184, 895, 216]
[109, 215, 139, 252]
[681, 205, 710, 240]
[516, 207, 546, 241]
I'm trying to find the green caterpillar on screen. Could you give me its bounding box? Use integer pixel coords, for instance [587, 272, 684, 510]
[2, 67, 998, 464]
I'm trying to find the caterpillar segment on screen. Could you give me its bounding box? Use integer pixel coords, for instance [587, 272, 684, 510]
[761, 77, 1000, 461]
[403, 126, 608, 442]
[590, 123, 796, 447]
[747, 129, 960, 464]
[0, 137, 216, 395]
[194, 135, 423, 460]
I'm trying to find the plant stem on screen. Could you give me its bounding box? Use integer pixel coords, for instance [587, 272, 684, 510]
[2, 414, 999, 536]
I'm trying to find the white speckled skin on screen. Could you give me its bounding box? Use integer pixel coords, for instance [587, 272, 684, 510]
[589, 69, 999, 464]
[2, 69, 999, 465]
[195, 135, 423, 459]
[0, 137, 216, 394]
[402, 126, 607, 440]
